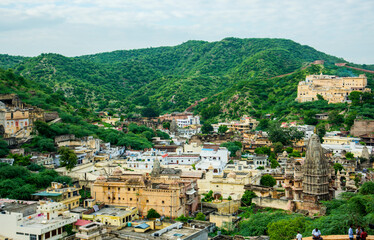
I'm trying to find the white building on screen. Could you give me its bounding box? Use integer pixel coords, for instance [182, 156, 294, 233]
[126, 149, 167, 169]
[165, 153, 200, 165]
[195, 145, 229, 174]
[176, 115, 200, 128]
[0, 201, 79, 240]
[322, 142, 373, 157]
[296, 125, 315, 140]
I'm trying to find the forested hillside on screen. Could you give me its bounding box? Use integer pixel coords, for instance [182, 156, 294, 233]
[0, 68, 159, 151]
[1, 37, 372, 121]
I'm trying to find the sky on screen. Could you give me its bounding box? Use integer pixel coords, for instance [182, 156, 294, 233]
[0, 0, 373, 64]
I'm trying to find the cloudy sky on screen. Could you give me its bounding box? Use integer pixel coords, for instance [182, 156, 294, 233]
[0, 0, 373, 63]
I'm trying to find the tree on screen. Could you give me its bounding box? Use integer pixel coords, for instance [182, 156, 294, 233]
[228, 196, 232, 200]
[328, 111, 344, 126]
[333, 163, 344, 174]
[359, 181, 374, 195]
[285, 147, 293, 153]
[273, 142, 283, 154]
[316, 124, 326, 143]
[218, 125, 228, 134]
[141, 107, 158, 118]
[0, 138, 9, 158]
[175, 214, 189, 222]
[9, 154, 31, 166]
[162, 121, 170, 129]
[200, 104, 220, 120]
[202, 190, 214, 202]
[288, 150, 301, 157]
[221, 142, 242, 157]
[191, 163, 196, 170]
[267, 123, 304, 146]
[268, 217, 307, 240]
[201, 122, 213, 134]
[255, 146, 271, 155]
[195, 212, 206, 221]
[241, 190, 257, 206]
[270, 158, 280, 169]
[260, 174, 276, 187]
[147, 208, 160, 219]
[257, 119, 269, 130]
[345, 152, 354, 160]
[58, 147, 78, 171]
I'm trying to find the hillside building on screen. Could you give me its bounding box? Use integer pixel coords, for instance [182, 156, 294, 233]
[32, 182, 81, 210]
[91, 165, 199, 218]
[296, 74, 370, 103]
[213, 116, 259, 133]
[198, 162, 256, 200]
[195, 145, 229, 174]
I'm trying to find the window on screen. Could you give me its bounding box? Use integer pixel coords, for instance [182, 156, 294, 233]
[162, 201, 165, 204]
[133, 188, 135, 191]
[128, 188, 130, 191]
[30, 234, 37, 240]
[118, 188, 120, 191]
[146, 200, 149, 203]
[130, 198, 132, 201]
[108, 196, 111, 199]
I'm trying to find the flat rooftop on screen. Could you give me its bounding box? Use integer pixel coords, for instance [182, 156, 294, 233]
[109, 225, 204, 240]
[88, 207, 134, 217]
[161, 227, 204, 239]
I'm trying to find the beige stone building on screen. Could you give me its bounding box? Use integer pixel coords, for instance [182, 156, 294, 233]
[91, 163, 199, 218]
[213, 116, 259, 134]
[296, 74, 370, 103]
[0, 94, 48, 139]
[198, 162, 258, 200]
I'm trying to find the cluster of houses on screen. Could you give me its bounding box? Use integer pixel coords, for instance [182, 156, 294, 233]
[1, 71, 374, 239]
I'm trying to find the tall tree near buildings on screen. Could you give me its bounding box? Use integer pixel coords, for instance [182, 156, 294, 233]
[218, 125, 228, 133]
[0, 138, 9, 157]
[201, 122, 213, 134]
[58, 147, 77, 171]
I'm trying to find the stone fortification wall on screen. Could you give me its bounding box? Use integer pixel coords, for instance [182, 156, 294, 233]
[351, 120, 374, 136]
[252, 197, 290, 210]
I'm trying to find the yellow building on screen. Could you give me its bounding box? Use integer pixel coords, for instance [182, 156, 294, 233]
[296, 74, 370, 103]
[33, 182, 81, 210]
[82, 206, 138, 229]
[215, 116, 259, 134]
[322, 136, 360, 145]
[91, 168, 199, 218]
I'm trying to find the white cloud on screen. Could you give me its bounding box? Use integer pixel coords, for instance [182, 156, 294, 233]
[0, 0, 373, 63]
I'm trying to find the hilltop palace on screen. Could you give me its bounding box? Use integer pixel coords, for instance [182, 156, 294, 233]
[296, 74, 370, 103]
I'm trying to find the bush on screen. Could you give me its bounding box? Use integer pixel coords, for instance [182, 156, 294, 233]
[175, 214, 190, 222]
[241, 190, 257, 206]
[147, 208, 160, 219]
[359, 182, 374, 195]
[268, 217, 308, 240]
[260, 175, 276, 187]
[195, 212, 206, 221]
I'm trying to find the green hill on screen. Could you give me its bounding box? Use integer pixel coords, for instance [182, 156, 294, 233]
[1, 37, 372, 121]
